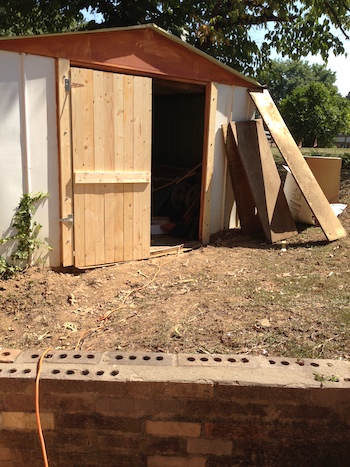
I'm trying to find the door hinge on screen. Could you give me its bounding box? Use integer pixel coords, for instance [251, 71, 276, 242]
[60, 214, 74, 224]
[64, 78, 85, 92]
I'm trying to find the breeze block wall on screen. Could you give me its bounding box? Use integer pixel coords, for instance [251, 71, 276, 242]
[1, 349, 350, 467]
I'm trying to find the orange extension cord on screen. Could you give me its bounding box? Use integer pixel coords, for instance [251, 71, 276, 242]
[35, 348, 52, 467]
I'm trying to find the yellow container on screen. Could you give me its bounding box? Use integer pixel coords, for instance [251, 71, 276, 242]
[283, 156, 342, 225]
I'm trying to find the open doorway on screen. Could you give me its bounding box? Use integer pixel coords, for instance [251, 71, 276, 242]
[151, 79, 206, 249]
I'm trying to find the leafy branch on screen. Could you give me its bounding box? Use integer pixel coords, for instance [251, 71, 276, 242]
[0, 192, 50, 279]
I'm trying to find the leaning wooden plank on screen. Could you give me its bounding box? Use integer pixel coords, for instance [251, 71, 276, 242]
[249, 89, 346, 241]
[74, 171, 150, 184]
[232, 120, 298, 243]
[222, 124, 262, 234]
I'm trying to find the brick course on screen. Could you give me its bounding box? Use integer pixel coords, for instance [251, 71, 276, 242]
[0, 349, 350, 466]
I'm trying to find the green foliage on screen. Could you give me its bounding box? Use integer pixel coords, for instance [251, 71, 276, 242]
[257, 59, 337, 104]
[280, 82, 350, 147]
[314, 372, 340, 383]
[0, 0, 85, 36]
[0, 192, 49, 279]
[1, 1, 350, 75]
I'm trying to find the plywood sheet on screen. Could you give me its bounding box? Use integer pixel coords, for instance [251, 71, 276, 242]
[249, 89, 346, 241]
[231, 120, 297, 242]
[222, 124, 262, 235]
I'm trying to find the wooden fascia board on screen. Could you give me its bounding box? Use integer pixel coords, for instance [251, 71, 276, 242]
[0, 26, 261, 89]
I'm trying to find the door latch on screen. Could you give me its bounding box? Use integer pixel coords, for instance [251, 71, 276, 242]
[59, 214, 74, 224]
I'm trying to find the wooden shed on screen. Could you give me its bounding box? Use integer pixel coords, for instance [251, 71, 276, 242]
[0, 24, 263, 268]
[1, 25, 344, 268]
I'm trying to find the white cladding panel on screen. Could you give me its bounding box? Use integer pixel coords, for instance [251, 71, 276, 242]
[0, 51, 23, 254]
[0, 51, 60, 266]
[210, 84, 255, 234]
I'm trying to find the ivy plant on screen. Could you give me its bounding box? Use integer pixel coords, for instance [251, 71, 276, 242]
[0, 192, 50, 279]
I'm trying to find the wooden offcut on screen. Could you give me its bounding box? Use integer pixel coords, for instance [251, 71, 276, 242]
[249, 89, 346, 241]
[222, 123, 261, 235]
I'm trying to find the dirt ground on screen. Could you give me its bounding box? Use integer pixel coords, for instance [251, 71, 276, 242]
[1, 168, 350, 360]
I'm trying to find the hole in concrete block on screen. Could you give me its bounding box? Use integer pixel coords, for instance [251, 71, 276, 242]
[281, 361, 290, 366]
[310, 362, 319, 367]
[269, 360, 276, 365]
[81, 370, 89, 375]
[241, 358, 249, 363]
[59, 353, 67, 359]
[45, 353, 53, 359]
[110, 370, 119, 376]
[9, 368, 17, 373]
[73, 354, 82, 359]
[143, 356, 151, 361]
[52, 369, 60, 374]
[87, 354, 95, 359]
[23, 369, 31, 374]
[227, 358, 236, 363]
[66, 370, 75, 375]
[2, 351, 10, 356]
[156, 356, 164, 361]
[200, 357, 209, 362]
[214, 357, 222, 362]
[129, 355, 137, 360]
[115, 355, 123, 360]
[187, 357, 195, 362]
[96, 370, 104, 376]
[31, 354, 39, 359]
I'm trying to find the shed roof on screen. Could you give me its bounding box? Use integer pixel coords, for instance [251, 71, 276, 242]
[0, 24, 261, 89]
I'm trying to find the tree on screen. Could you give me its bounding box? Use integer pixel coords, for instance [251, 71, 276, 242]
[0, 0, 85, 36]
[279, 82, 350, 147]
[257, 60, 337, 104]
[1, 1, 350, 75]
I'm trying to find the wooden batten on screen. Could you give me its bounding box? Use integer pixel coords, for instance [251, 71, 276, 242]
[74, 171, 150, 184]
[249, 89, 346, 242]
[56, 58, 74, 266]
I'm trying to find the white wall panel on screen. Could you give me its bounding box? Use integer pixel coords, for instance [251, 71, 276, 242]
[209, 83, 235, 234]
[0, 51, 60, 266]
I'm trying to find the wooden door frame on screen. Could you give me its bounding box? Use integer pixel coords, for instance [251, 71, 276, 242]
[199, 82, 217, 244]
[57, 57, 215, 266]
[57, 58, 74, 267]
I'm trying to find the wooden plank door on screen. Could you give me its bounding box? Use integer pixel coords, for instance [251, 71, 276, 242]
[249, 89, 346, 242]
[70, 68, 152, 267]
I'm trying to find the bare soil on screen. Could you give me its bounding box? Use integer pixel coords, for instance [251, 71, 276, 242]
[1, 168, 350, 360]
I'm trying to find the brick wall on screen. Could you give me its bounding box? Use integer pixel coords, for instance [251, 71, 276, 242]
[1, 349, 350, 466]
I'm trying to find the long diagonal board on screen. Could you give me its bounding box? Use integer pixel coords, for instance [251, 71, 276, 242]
[249, 89, 346, 241]
[223, 120, 297, 243]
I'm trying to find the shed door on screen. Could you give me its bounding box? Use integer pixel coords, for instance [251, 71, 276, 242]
[71, 68, 152, 267]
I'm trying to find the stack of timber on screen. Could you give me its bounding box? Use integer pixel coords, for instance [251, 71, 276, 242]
[222, 89, 346, 243]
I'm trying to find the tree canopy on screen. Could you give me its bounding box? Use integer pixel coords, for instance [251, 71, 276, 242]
[257, 60, 337, 104]
[1, 1, 350, 75]
[280, 82, 350, 147]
